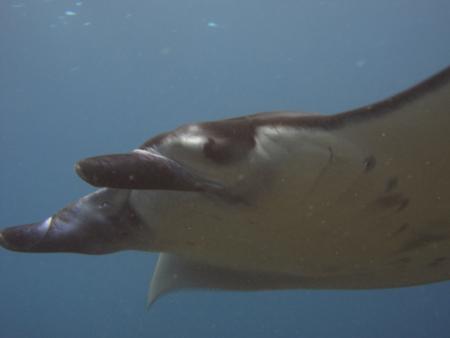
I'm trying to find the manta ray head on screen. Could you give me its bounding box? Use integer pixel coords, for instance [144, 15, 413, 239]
[0, 188, 149, 254]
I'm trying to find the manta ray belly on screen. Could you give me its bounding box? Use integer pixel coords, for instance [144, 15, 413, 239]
[131, 129, 368, 277]
[132, 121, 450, 289]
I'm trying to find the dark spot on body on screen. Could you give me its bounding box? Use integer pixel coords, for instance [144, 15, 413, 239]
[385, 177, 399, 193]
[321, 264, 341, 274]
[397, 257, 412, 264]
[327, 146, 334, 164]
[374, 193, 410, 212]
[363, 155, 376, 172]
[392, 223, 409, 236]
[397, 198, 409, 211]
[400, 233, 450, 253]
[428, 256, 447, 268]
[389, 256, 412, 267]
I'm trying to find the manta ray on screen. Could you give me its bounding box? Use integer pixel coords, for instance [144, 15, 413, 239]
[1, 67, 449, 305]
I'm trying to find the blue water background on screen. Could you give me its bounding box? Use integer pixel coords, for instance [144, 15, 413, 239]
[1, 1, 450, 337]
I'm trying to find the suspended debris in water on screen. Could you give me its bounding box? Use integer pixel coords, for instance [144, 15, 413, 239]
[207, 21, 219, 28]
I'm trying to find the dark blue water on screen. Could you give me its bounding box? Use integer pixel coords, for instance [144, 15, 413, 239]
[1, 1, 449, 337]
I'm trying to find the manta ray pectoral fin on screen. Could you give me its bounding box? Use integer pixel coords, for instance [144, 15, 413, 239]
[147, 253, 308, 306]
[75, 150, 224, 193]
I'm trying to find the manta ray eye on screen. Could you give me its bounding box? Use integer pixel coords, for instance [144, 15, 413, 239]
[203, 138, 234, 163]
[203, 135, 256, 164]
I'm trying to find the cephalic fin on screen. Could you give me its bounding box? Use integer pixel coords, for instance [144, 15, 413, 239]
[75, 150, 224, 193]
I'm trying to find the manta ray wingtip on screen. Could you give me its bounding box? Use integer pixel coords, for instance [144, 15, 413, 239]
[145, 295, 158, 311]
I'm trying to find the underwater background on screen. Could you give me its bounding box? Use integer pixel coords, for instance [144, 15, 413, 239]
[1, 1, 450, 337]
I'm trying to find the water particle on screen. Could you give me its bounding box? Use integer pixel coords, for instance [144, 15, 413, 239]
[356, 59, 366, 68]
[65, 10, 77, 16]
